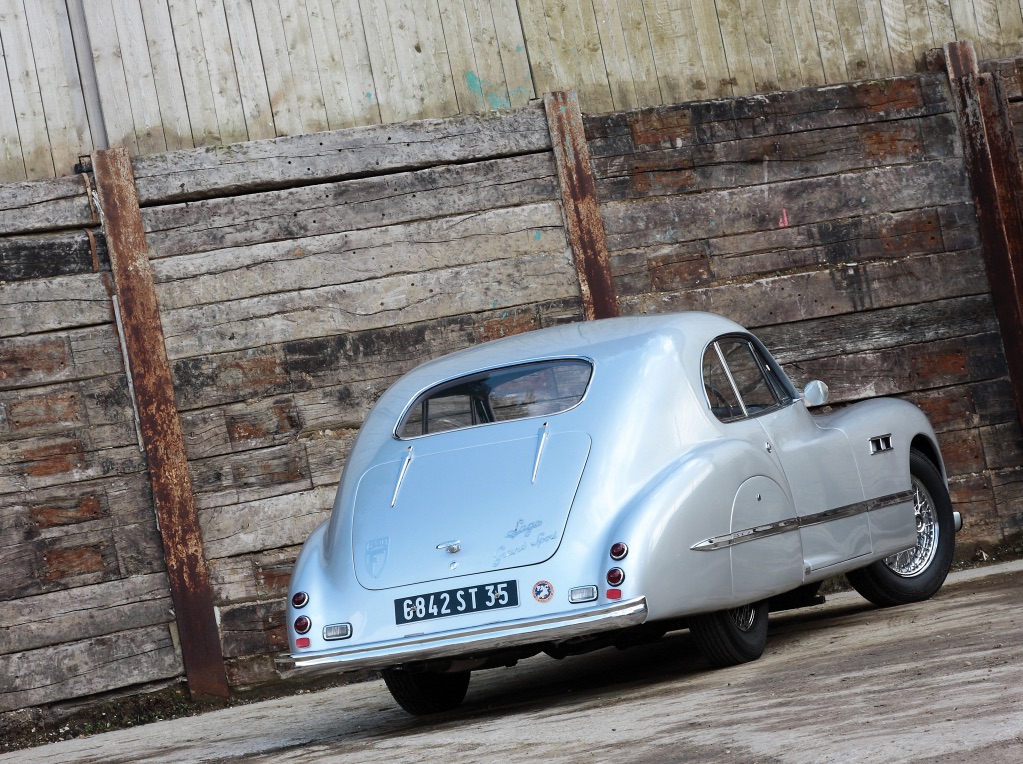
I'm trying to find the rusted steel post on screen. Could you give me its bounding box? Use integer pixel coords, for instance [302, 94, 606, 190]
[544, 90, 619, 320]
[944, 41, 1023, 434]
[91, 147, 230, 700]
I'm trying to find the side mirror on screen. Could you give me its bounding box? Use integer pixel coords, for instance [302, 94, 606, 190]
[802, 380, 829, 407]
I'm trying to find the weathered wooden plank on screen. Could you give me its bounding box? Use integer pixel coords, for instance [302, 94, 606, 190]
[160, 249, 578, 360]
[857, 0, 895, 78]
[305, 430, 356, 486]
[219, 599, 287, 658]
[329, 0, 380, 125]
[22, 0, 92, 175]
[691, 0, 735, 97]
[139, 0, 194, 150]
[603, 159, 970, 250]
[788, 0, 827, 87]
[150, 202, 566, 309]
[194, 0, 250, 144]
[490, 0, 535, 109]
[0, 173, 95, 236]
[83, 0, 140, 155]
[760, 0, 803, 89]
[189, 443, 312, 506]
[249, 0, 304, 138]
[178, 395, 302, 460]
[621, 249, 991, 328]
[278, 0, 330, 135]
[222, 0, 278, 141]
[0, 273, 114, 338]
[0, 374, 131, 439]
[992, 469, 1023, 535]
[199, 485, 334, 559]
[738, 0, 781, 92]
[832, 0, 871, 83]
[642, 0, 709, 103]
[0, 228, 106, 282]
[0, 26, 28, 182]
[114, 0, 170, 154]
[208, 546, 300, 605]
[879, 0, 916, 73]
[306, 0, 357, 129]
[809, 0, 849, 84]
[0, 573, 172, 655]
[130, 104, 550, 203]
[165, 0, 223, 146]
[142, 152, 559, 258]
[0, 625, 182, 712]
[715, 0, 756, 94]
[980, 420, 1023, 470]
[0, 0, 55, 178]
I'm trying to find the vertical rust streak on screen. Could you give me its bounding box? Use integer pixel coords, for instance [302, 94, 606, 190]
[945, 42, 1023, 434]
[91, 147, 230, 700]
[544, 90, 619, 320]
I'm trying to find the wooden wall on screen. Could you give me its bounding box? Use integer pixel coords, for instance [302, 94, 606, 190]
[0, 176, 182, 711]
[6, 1, 1023, 182]
[2, 51, 1022, 714]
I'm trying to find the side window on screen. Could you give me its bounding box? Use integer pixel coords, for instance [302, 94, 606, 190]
[703, 336, 792, 422]
[702, 345, 744, 421]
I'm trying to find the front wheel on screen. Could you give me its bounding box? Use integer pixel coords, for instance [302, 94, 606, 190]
[846, 448, 955, 607]
[381, 668, 470, 715]
[688, 599, 769, 667]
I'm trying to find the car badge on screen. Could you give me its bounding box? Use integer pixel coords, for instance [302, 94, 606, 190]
[532, 580, 554, 603]
[366, 537, 388, 578]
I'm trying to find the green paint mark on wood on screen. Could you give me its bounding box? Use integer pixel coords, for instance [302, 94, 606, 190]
[465, 71, 511, 110]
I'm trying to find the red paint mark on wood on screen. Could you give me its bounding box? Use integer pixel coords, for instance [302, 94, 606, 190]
[0, 337, 70, 385]
[6, 391, 81, 431]
[628, 108, 694, 148]
[480, 312, 540, 342]
[25, 440, 86, 476]
[779, 208, 789, 228]
[42, 546, 107, 580]
[31, 494, 106, 529]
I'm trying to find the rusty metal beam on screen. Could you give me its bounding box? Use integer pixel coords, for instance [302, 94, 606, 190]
[544, 90, 619, 320]
[91, 147, 230, 700]
[944, 41, 1023, 436]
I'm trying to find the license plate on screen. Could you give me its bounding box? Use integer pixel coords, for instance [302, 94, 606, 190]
[395, 580, 519, 625]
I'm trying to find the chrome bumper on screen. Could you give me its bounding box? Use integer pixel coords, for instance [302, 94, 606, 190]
[275, 596, 648, 679]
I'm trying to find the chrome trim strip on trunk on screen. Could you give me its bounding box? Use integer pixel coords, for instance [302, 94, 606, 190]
[276, 596, 648, 679]
[691, 489, 916, 551]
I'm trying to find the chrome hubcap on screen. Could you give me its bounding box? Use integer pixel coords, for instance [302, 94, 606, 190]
[729, 603, 757, 632]
[883, 476, 938, 577]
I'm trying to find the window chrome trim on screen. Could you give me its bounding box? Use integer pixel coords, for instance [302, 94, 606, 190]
[690, 489, 916, 551]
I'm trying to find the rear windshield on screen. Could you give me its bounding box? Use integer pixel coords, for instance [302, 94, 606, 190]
[397, 359, 592, 438]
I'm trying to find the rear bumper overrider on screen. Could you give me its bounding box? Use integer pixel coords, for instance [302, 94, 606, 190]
[275, 596, 648, 679]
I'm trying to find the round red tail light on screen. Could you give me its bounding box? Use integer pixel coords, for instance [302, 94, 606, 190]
[294, 616, 312, 634]
[606, 567, 625, 586]
[291, 591, 309, 609]
[610, 542, 628, 560]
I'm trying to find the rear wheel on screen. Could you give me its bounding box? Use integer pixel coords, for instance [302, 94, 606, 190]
[381, 668, 470, 715]
[689, 600, 769, 667]
[846, 449, 955, 607]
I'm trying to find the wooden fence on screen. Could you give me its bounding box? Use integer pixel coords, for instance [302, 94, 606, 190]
[6, 1, 1023, 182]
[2, 42, 1023, 716]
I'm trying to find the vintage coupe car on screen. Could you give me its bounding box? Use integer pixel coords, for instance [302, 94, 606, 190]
[277, 312, 959, 714]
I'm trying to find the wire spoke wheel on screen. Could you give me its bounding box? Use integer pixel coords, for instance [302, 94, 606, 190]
[883, 477, 938, 577]
[728, 603, 757, 632]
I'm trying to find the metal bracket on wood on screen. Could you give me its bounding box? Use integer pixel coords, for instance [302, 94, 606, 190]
[544, 90, 619, 320]
[91, 147, 230, 700]
[944, 41, 1023, 434]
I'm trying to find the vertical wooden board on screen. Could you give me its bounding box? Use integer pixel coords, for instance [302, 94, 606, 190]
[903, 0, 937, 65]
[925, 0, 956, 45]
[738, 0, 781, 91]
[972, 0, 1002, 58]
[761, 0, 804, 88]
[305, 0, 357, 128]
[439, 0, 484, 112]
[516, 0, 559, 98]
[857, 0, 895, 77]
[946, 0, 979, 45]
[544, 0, 614, 112]
[279, 0, 329, 133]
[591, 0, 642, 110]
[139, 0, 195, 150]
[166, 0, 223, 145]
[714, 0, 757, 95]
[879, 0, 917, 72]
[993, 0, 1023, 58]
[359, 0, 405, 122]
[194, 0, 249, 143]
[389, 0, 460, 119]
[809, 0, 850, 83]
[329, 0, 381, 125]
[787, 0, 826, 86]
[83, 0, 139, 155]
[250, 0, 302, 136]
[687, 0, 736, 97]
[832, 0, 871, 82]
[0, 29, 29, 181]
[219, 0, 276, 140]
[490, 0, 536, 108]
[464, 0, 517, 110]
[23, 0, 93, 175]
[111, 0, 169, 155]
[1, 0, 56, 177]
[642, 0, 710, 102]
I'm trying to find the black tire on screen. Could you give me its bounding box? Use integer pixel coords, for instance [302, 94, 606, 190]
[846, 448, 955, 607]
[381, 668, 470, 715]
[688, 600, 769, 667]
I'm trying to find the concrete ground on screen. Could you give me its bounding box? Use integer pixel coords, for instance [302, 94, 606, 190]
[3, 560, 1022, 764]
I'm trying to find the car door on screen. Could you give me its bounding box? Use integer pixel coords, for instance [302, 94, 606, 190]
[711, 336, 870, 575]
